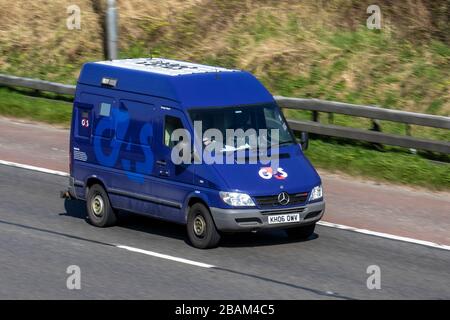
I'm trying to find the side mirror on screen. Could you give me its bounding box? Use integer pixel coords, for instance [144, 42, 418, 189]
[299, 132, 309, 151]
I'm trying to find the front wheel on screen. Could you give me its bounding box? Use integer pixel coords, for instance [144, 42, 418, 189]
[286, 223, 316, 240]
[187, 203, 221, 249]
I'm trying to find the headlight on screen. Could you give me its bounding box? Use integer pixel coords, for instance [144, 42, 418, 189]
[219, 192, 255, 207]
[309, 185, 323, 201]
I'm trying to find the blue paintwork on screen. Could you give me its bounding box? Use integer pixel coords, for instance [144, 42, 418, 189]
[70, 60, 322, 225]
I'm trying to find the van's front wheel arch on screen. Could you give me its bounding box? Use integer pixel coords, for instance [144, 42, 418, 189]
[187, 203, 221, 249]
[86, 184, 117, 227]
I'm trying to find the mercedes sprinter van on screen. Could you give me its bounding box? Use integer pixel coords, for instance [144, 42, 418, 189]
[68, 58, 324, 248]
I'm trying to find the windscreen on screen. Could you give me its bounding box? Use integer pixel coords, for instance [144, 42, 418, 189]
[188, 103, 295, 151]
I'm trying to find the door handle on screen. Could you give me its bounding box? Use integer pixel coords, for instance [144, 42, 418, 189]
[156, 160, 167, 166]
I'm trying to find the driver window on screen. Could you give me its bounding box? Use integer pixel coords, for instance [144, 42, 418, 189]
[264, 107, 281, 129]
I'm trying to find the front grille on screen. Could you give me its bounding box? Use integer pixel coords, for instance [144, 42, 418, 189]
[255, 192, 308, 208]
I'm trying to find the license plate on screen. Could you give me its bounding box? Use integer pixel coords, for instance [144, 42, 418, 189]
[268, 213, 300, 224]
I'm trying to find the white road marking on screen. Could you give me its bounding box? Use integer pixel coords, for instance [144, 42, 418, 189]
[116, 245, 215, 268]
[318, 221, 450, 251]
[1, 159, 449, 252]
[0, 160, 68, 177]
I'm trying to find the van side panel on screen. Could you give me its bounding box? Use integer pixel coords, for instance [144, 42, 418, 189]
[72, 84, 211, 224]
[71, 84, 182, 220]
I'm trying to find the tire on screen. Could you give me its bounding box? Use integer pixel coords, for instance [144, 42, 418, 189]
[187, 203, 221, 249]
[286, 223, 316, 240]
[86, 184, 117, 227]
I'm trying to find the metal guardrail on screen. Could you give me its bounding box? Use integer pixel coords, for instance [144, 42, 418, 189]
[276, 96, 450, 130]
[287, 119, 449, 154]
[1, 73, 449, 154]
[0, 74, 75, 96]
[276, 96, 450, 154]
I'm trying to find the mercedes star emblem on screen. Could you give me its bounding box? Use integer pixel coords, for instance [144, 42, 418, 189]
[277, 192, 290, 205]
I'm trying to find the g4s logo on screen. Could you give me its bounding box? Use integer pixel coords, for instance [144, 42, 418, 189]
[93, 107, 154, 183]
[258, 167, 288, 180]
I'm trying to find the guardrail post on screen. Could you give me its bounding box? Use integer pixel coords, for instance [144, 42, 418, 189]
[405, 124, 417, 154]
[405, 124, 411, 136]
[312, 111, 319, 122]
[370, 119, 384, 151]
[371, 119, 382, 132]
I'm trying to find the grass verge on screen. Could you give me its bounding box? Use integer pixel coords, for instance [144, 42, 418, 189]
[0, 87, 72, 127]
[304, 139, 449, 190]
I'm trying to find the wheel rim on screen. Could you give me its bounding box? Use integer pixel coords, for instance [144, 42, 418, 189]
[193, 215, 206, 237]
[91, 194, 104, 217]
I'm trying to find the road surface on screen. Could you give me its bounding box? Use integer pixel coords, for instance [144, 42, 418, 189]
[0, 164, 449, 299]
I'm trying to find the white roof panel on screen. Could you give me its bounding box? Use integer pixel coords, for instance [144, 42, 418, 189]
[95, 58, 237, 76]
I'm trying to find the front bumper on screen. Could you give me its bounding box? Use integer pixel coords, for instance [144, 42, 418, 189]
[210, 201, 325, 232]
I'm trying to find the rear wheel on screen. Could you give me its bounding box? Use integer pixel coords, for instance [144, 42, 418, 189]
[86, 184, 117, 227]
[286, 223, 316, 240]
[187, 203, 221, 249]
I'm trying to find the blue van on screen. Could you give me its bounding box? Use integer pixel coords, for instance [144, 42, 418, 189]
[68, 58, 324, 248]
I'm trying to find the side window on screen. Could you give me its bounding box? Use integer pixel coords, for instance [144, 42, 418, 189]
[79, 93, 115, 139]
[94, 102, 114, 138]
[263, 107, 279, 129]
[264, 107, 287, 132]
[164, 115, 184, 148]
[117, 100, 154, 146]
[263, 106, 291, 142]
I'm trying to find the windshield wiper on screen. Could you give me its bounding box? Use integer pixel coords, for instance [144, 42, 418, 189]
[220, 143, 252, 153]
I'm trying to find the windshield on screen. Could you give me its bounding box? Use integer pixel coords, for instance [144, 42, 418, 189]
[188, 103, 295, 151]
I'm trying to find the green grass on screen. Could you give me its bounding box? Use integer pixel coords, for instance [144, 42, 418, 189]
[0, 87, 448, 190]
[304, 139, 450, 190]
[256, 28, 450, 117]
[0, 87, 72, 127]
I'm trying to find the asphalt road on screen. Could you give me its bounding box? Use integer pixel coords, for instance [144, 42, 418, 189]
[0, 164, 449, 299]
